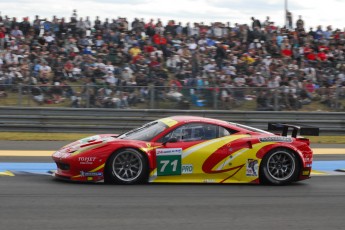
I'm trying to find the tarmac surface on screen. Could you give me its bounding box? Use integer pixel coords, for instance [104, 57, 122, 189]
[0, 175, 344, 230]
[0, 140, 344, 230]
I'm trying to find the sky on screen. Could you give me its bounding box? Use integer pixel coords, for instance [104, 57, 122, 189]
[0, 0, 344, 30]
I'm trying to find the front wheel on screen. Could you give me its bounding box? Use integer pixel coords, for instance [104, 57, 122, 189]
[105, 148, 148, 184]
[260, 148, 300, 185]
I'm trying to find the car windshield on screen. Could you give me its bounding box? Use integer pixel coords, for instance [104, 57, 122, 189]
[118, 121, 169, 141]
[229, 122, 273, 134]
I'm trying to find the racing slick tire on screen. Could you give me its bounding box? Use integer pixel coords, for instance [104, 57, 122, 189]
[260, 148, 300, 185]
[105, 148, 149, 184]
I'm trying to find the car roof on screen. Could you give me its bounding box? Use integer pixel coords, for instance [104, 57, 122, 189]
[167, 116, 229, 126]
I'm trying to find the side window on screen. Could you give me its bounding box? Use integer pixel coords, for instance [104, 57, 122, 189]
[170, 124, 204, 142]
[219, 126, 231, 137]
[159, 123, 220, 142]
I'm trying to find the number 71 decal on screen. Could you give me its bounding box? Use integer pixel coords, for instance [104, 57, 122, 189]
[156, 148, 182, 176]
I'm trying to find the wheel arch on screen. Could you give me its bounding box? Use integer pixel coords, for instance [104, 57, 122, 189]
[261, 144, 304, 167]
[259, 146, 302, 184]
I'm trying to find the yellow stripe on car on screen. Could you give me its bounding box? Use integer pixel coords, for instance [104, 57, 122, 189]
[70, 143, 106, 156]
[150, 135, 252, 183]
[159, 118, 178, 127]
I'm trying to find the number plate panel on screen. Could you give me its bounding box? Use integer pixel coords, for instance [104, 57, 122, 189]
[156, 148, 182, 176]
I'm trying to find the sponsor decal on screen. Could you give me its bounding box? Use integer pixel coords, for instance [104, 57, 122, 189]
[80, 171, 103, 177]
[246, 159, 258, 177]
[78, 157, 97, 165]
[182, 164, 193, 174]
[203, 179, 216, 183]
[259, 136, 293, 143]
[156, 148, 182, 155]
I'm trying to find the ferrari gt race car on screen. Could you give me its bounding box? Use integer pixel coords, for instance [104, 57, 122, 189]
[52, 116, 319, 185]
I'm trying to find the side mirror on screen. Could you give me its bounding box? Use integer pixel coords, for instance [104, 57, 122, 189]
[169, 137, 178, 143]
[163, 137, 178, 146]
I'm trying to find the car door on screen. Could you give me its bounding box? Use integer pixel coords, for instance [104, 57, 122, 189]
[151, 123, 205, 182]
[151, 122, 241, 183]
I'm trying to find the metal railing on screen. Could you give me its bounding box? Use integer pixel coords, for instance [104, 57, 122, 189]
[0, 84, 344, 112]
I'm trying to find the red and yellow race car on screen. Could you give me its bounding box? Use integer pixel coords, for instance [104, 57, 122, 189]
[52, 116, 318, 185]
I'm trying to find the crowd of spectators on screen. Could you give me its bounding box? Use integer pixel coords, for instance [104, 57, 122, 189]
[0, 10, 344, 110]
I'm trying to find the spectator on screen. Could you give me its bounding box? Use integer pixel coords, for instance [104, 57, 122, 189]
[251, 72, 266, 87]
[10, 26, 23, 39]
[104, 71, 117, 86]
[39, 62, 52, 79]
[257, 90, 274, 111]
[251, 17, 261, 29]
[296, 15, 304, 29]
[63, 60, 74, 79]
[0, 25, 6, 49]
[49, 81, 64, 103]
[31, 86, 44, 104]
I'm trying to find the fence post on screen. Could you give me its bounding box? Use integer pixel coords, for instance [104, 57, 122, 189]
[85, 84, 90, 108]
[27, 84, 32, 106]
[213, 86, 218, 109]
[273, 89, 279, 111]
[17, 83, 23, 107]
[335, 86, 340, 112]
[149, 84, 155, 109]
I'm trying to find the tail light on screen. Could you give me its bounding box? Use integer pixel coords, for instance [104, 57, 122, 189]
[296, 138, 310, 146]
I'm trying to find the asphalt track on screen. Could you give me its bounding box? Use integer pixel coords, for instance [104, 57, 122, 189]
[0, 141, 345, 230]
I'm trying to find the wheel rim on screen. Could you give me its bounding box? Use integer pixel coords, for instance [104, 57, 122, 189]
[112, 150, 143, 182]
[267, 151, 295, 181]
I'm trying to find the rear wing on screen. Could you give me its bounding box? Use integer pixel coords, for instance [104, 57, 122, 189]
[268, 123, 319, 138]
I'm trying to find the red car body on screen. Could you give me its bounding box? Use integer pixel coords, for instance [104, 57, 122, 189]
[52, 116, 316, 185]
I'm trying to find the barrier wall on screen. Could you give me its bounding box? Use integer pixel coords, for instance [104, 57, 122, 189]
[0, 107, 344, 135]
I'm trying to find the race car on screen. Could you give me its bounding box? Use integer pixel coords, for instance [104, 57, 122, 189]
[52, 116, 319, 185]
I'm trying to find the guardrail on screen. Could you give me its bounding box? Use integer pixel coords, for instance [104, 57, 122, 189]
[0, 107, 344, 135]
[1, 84, 344, 112]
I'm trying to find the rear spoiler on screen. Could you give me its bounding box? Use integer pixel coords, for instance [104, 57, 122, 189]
[268, 123, 319, 138]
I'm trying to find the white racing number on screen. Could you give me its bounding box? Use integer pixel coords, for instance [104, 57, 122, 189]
[156, 148, 182, 176]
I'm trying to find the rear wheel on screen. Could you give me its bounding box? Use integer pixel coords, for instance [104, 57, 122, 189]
[260, 148, 300, 185]
[105, 148, 148, 184]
